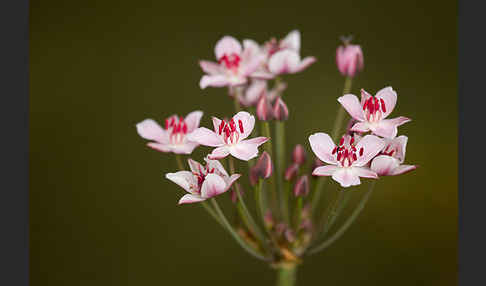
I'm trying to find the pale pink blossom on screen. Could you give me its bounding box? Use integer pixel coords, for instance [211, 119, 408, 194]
[199, 36, 269, 89]
[166, 157, 241, 204]
[309, 133, 385, 187]
[370, 135, 417, 176]
[336, 39, 363, 77]
[338, 87, 411, 139]
[187, 111, 268, 161]
[136, 111, 203, 154]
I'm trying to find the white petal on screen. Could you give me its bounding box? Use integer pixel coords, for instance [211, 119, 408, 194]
[308, 132, 338, 165]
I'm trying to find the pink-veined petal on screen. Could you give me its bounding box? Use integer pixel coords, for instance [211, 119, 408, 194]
[389, 164, 417, 176]
[338, 94, 366, 121]
[360, 89, 372, 106]
[208, 146, 230, 160]
[241, 53, 266, 76]
[215, 36, 242, 60]
[336, 46, 347, 75]
[353, 135, 386, 167]
[293, 56, 316, 73]
[147, 142, 171, 153]
[201, 173, 227, 198]
[242, 39, 262, 58]
[136, 119, 167, 142]
[229, 138, 267, 161]
[232, 111, 255, 140]
[392, 135, 408, 163]
[200, 74, 230, 89]
[375, 86, 397, 118]
[186, 127, 223, 147]
[370, 155, 400, 176]
[308, 132, 338, 165]
[352, 166, 378, 179]
[350, 122, 370, 133]
[312, 165, 339, 176]
[178, 194, 206, 205]
[212, 116, 223, 133]
[188, 158, 204, 175]
[199, 60, 222, 75]
[166, 171, 198, 194]
[332, 168, 361, 188]
[371, 116, 411, 139]
[184, 111, 203, 132]
[280, 30, 300, 52]
[268, 50, 300, 74]
[224, 174, 241, 191]
[205, 157, 229, 178]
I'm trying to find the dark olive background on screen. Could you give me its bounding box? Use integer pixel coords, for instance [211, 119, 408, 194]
[30, 0, 457, 285]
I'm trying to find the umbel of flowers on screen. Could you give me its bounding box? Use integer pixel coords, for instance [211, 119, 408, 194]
[136, 31, 417, 286]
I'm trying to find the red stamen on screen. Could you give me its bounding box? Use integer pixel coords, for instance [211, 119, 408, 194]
[165, 119, 169, 129]
[359, 147, 364, 156]
[229, 119, 236, 132]
[374, 98, 379, 111]
[380, 98, 386, 113]
[238, 120, 244, 133]
[353, 153, 357, 161]
[332, 146, 337, 154]
[350, 137, 355, 145]
[337, 152, 342, 161]
[219, 121, 224, 135]
[339, 137, 344, 146]
[182, 122, 187, 133]
[344, 149, 349, 158]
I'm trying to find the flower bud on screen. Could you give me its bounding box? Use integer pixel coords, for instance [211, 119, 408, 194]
[285, 229, 296, 243]
[272, 96, 289, 121]
[284, 163, 299, 181]
[256, 94, 272, 121]
[251, 151, 273, 182]
[230, 188, 245, 203]
[311, 158, 324, 177]
[293, 175, 309, 197]
[264, 211, 274, 229]
[336, 36, 364, 78]
[292, 144, 307, 165]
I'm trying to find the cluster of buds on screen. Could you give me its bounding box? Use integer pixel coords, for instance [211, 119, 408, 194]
[135, 31, 417, 273]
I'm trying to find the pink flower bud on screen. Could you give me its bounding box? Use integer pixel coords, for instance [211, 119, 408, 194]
[285, 163, 299, 181]
[285, 229, 295, 243]
[275, 223, 287, 236]
[292, 144, 307, 165]
[251, 151, 273, 182]
[272, 96, 289, 121]
[293, 175, 309, 197]
[264, 211, 274, 229]
[256, 94, 272, 121]
[336, 37, 363, 78]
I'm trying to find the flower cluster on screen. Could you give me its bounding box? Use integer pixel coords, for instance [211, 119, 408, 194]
[135, 31, 418, 276]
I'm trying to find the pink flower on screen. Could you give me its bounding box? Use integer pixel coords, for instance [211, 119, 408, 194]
[309, 133, 385, 187]
[264, 30, 316, 75]
[370, 135, 417, 176]
[336, 40, 363, 78]
[166, 157, 241, 204]
[187, 111, 269, 161]
[136, 111, 203, 154]
[199, 36, 268, 89]
[338, 87, 411, 139]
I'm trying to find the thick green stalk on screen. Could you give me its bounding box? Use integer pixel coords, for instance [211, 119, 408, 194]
[260, 121, 278, 214]
[276, 264, 297, 286]
[311, 76, 353, 213]
[307, 181, 376, 255]
[210, 198, 267, 260]
[275, 121, 287, 223]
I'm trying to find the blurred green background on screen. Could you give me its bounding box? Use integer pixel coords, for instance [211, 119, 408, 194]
[30, 0, 457, 285]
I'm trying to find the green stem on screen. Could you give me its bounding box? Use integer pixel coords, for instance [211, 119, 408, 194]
[310, 76, 353, 213]
[233, 87, 242, 112]
[261, 121, 273, 157]
[275, 121, 287, 223]
[175, 155, 184, 170]
[260, 121, 278, 215]
[307, 181, 376, 255]
[210, 198, 267, 260]
[276, 264, 297, 286]
[293, 197, 303, 230]
[317, 190, 352, 240]
[229, 157, 268, 250]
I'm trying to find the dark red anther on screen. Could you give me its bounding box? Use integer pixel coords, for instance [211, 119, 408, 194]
[380, 98, 386, 113]
[374, 98, 379, 111]
[344, 149, 349, 158]
[353, 153, 357, 161]
[224, 126, 230, 138]
[339, 137, 344, 146]
[389, 150, 395, 157]
[337, 152, 342, 161]
[332, 146, 338, 154]
[359, 147, 364, 156]
[170, 117, 176, 127]
[165, 119, 169, 129]
[219, 121, 224, 135]
[238, 120, 244, 133]
[350, 137, 355, 145]
[182, 122, 187, 133]
[229, 119, 236, 132]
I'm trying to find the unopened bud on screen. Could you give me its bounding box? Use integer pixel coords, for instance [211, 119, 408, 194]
[264, 211, 274, 229]
[256, 95, 272, 121]
[273, 96, 289, 121]
[292, 144, 307, 165]
[285, 229, 295, 243]
[336, 36, 364, 78]
[294, 175, 309, 197]
[285, 163, 299, 181]
[251, 151, 273, 181]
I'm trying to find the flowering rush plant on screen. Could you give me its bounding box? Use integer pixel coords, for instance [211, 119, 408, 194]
[136, 31, 417, 286]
